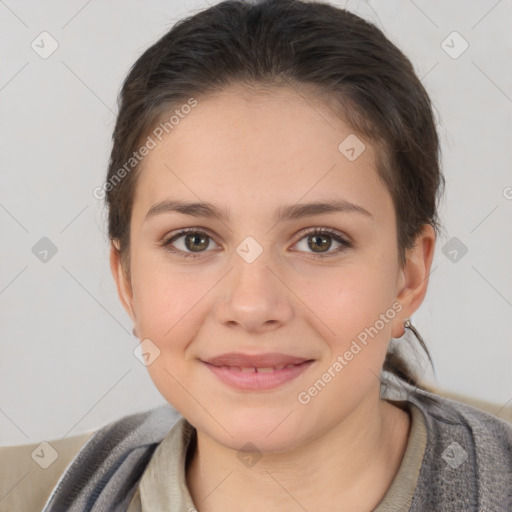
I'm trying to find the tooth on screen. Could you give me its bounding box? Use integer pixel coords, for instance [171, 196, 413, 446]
[240, 367, 256, 373]
[256, 367, 275, 373]
[229, 366, 242, 371]
[285, 364, 296, 369]
[274, 364, 285, 371]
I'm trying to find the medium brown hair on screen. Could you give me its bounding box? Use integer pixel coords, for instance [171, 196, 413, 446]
[105, 0, 445, 388]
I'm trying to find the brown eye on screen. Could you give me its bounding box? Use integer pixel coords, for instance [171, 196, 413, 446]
[308, 233, 332, 253]
[163, 229, 218, 259]
[294, 228, 352, 258]
[183, 232, 210, 252]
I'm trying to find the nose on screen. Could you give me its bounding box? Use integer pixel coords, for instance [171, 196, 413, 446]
[215, 247, 294, 333]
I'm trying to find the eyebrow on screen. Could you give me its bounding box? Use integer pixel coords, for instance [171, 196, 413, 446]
[145, 198, 373, 224]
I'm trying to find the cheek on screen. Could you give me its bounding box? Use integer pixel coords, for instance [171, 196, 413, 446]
[296, 266, 398, 418]
[129, 248, 207, 342]
[129, 261, 212, 413]
[300, 258, 398, 346]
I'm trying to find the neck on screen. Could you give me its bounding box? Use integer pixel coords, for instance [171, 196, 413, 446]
[186, 392, 411, 512]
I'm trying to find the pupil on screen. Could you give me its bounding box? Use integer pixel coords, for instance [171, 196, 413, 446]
[186, 233, 208, 252]
[309, 234, 331, 252]
[183, 233, 331, 253]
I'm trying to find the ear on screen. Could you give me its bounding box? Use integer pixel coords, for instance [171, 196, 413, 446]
[391, 224, 436, 338]
[110, 241, 136, 324]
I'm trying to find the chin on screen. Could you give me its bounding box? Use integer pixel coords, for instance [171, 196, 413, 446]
[200, 408, 307, 454]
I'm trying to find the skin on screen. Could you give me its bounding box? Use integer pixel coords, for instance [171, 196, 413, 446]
[111, 84, 436, 511]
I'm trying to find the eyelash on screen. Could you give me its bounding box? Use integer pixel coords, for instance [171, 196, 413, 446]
[161, 227, 352, 260]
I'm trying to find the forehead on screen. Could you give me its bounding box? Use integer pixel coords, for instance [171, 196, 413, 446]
[132, 85, 392, 223]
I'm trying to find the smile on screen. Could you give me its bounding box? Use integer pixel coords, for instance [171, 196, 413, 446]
[219, 364, 299, 372]
[202, 360, 314, 391]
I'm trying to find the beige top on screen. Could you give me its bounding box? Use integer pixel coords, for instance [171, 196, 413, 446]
[1, 390, 508, 511]
[126, 400, 427, 512]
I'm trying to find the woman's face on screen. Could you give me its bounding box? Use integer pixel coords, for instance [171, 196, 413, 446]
[112, 85, 433, 453]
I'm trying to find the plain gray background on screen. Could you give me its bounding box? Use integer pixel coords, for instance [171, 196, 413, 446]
[1, 0, 511, 447]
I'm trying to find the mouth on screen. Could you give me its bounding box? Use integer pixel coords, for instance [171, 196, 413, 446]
[210, 364, 305, 373]
[201, 353, 315, 391]
[203, 352, 312, 368]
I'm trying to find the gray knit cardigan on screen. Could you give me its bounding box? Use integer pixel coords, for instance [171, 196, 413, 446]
[40, 382, 512, 511]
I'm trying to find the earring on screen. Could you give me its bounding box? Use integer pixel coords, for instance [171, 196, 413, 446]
[403, 317, 423, 344]
[402, 317, 435, 370]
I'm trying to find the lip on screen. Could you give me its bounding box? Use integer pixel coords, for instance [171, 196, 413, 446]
[201, 352, 315, 391]
[204, 352, 312, 368]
